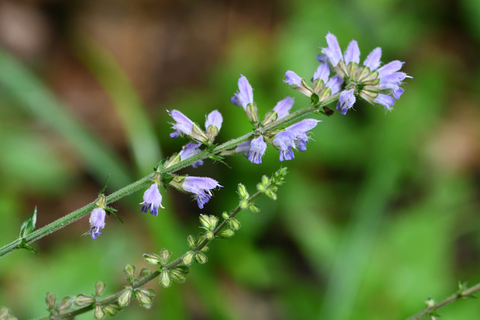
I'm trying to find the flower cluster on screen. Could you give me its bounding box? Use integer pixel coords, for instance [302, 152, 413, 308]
[286, 32, 411, 115]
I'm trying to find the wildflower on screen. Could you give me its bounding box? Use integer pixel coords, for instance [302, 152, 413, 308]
[89, 207, 106, 240]
[284, 71, 314, 97]
[262, 97, 294, 125]
[273, 119, 321, 161]
[168, 110, 208, 143]
[205, 110, 223, 141]
[140, 183, 164, 216]
[320, 32, 411, 113]
[236, 136, 267, 164]
[179, 142, 204, 168]
[231, 75, 258, 123]
[181, 176, 222, 209]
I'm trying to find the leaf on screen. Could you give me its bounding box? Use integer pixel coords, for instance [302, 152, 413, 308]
[19, 206, 37, 238]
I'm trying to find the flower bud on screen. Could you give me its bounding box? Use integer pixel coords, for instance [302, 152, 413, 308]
[143, 253, 161, 265]
[265, 190, 277, 200]
[237, 183, 249, 199]
[159, 248, 171, 264]
[94, 305, 105, 319]
[170, 266, 189, 284]
[187, 235, 196, 248]
[205, 231, 215, 240]
[228, 218, 241, 231]
[199, 214, 218, 230]
[256, 183, 266, 192]
[135, 289, 152, 309]
[118, 289, 133, 307]
[240, 199, 248, 209]
[0, 307, 10, 318]
[159, 269, 171, 288]
[95, 281, 106, 296]
[123, 264, 136, 283]
[249, 204, 260, 213]
[196, 233, 206, 245]
[58, 297, 73, 311]
[45, 292, 56, 310]
[75, 294, 95, 306]
[218, 229, 235, 238]
[222, 212, 230, 220]
[261, 175, 269, 186]
[103, 304, 120, 316]
[195, 252, 208, 264]
[138, 268, 153, 280]
[200, 245, 209, 252]
[182, 251, 194, 265]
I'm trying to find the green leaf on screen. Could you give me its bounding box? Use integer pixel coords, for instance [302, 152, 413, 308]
[19, 207, 37, 238]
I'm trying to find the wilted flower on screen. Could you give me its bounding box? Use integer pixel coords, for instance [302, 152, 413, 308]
[140, 183, 164, 216]
[89, 207, 106, 240]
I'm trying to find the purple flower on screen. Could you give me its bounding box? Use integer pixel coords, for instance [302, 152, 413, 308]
[344, 40, 360, 65]
[140, 183, 164, 216]
[182, 176, 222, 209]
[284, 70, 303, 86]
[373, 94, 395, 111]
[89, 207, 106, 240]
[168, 110, 194, 138]
[325, 75, 344, 95]
[235, 136, 267, 164]
[312, 63, 330, 84]
[179, 142, 204, 168]
[205, 110, 223, 131]
[273, 97, 294, 121]
[377, 61, 404, 78]
[231, 75, 253, 110]
[363, 47, 382, 71]
[321, 32, 343, 67]
[337, 89, 356, 115]
[273, 119, 321, 161]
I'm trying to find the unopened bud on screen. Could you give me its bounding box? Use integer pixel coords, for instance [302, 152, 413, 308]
[75, 294, 95, 306]
[228, 218, 241, 231]
[218, 229, 235, 238]
[249, 204, 260, 213]
[143, 253, 161, 265]
[205, 231, 215, 240]
[94, 305, 105, 320]
[135, 289, 153, 309]
[103, 304, 120, 316]
[265, 190, 277, 200]
[170, 266, 189, 284]
[222, 212, 230, 220]
[195, 252, 208, 264]
[123, 264, 135, 283]
[45, 292, 56, 310]
[240, 199, 248, 209]
[261, 175, 269, 186]
[95, 281, 106, 296]
[256, 183, 266, 192]
[138, 268, 153, 280]
[187, 235, 196, 248]
[182, 251, 194, 265]
[159, 248, 172, 264]
[159, 269, 171, 288]
[58, 297, 73, 311]
[237, 184, 249, 199]
[118, 289, 133, 307]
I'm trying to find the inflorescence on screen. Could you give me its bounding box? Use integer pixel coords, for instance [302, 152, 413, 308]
[87, 32, 410, 239]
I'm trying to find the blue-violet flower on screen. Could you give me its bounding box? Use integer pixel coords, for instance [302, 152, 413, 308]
[179, 142, 204, 168]
[140, 183, 164, 216]
[236, 136, 267, 164]
[182, 176, 222, 209]
[89, 207, 106, 240]
[273, 119, 321, 161]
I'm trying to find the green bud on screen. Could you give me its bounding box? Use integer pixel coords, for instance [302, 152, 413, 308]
[118, 289, 133, 307]
[182, 251, 194, 265]
[195, 252, 208, 264]
[200, 246, 209, 252]
[95, 281, 106, 296]
[205, 231, 215, 240]
[159, 248, 172, 264]
[143, 253, 161, 265]
[75, 294, 95, 306]
[237, 184, 249, 199]
[159, 269, 171, 288]
[135, 288, 153, 308]
[170, 266, 189, 284]
[45, 292, 56, 310]
[123, 264, 135, 283]
[138, 268, 153, 280]
[249, 204, 260, 213]
[222, 212, 230, 220]
[265, 190, 277, 200]
[228, 218, 241, 231]
[425, 297, 435, 307]
[0, 307, 9, 318]
[196, 233, 206, 245]
[261, 175, 269, 186]
[187, 235, 196, 248]
[58, 297, 73, 311]
[94, 305, 105, 320]
[240, 199, 248, 209]
[103, 304, 120, 316]
[199, 214, 218, 230]
[256, 183, 266, 192]
[218, 228, 235, 238]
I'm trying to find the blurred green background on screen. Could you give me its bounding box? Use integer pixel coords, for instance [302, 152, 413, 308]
[0, 0, 479, 319]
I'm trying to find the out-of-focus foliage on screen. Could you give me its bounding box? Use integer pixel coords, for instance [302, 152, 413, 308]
[0, 0, 479, 319]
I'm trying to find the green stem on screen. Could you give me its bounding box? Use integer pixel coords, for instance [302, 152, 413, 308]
[0, 96, 335, 258]
[406, 283, 480, 320]
[48, 190, 264, 319]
